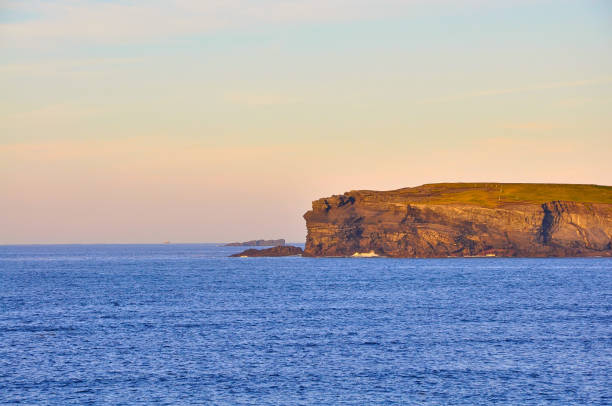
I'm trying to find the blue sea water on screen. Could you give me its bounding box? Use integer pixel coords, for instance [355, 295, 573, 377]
[0, 244, 610, 405]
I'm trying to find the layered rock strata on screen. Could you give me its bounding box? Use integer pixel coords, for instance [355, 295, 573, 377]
[303, 183, 612, 258]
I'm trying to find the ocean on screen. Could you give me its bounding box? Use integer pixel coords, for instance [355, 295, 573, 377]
[0, 244, 610, 405]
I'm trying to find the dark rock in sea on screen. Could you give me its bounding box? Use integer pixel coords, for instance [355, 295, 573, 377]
[303, 183, 612, 258]
[224, 239, 285, 247]
[230, 245, 303, 257]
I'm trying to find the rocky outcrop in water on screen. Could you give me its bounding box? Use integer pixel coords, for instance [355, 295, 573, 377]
[230, 245, 303, 257]
[303, 183, 612, 258]
[225, 239, 285, 247]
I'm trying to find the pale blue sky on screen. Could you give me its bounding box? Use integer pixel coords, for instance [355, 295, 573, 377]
[1, 0, 611, 243]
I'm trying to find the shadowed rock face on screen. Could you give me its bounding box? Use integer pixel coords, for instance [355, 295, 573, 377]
[230, 245, 303, 257]
[303, 183, 612, 258]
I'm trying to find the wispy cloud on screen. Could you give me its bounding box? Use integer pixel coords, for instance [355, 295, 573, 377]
[0, 57, 143, 76]
[502, 121, 561, 132]
[419, 77, 612, 104]
[223, 91, 301, 106]
[0, 0, 484, 46]
[2, 102, 99, 122]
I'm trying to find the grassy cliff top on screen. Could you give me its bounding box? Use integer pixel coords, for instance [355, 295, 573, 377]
[351, 183, 612, 207]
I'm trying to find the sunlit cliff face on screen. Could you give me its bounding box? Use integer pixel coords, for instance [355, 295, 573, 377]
[302, 185, 612, 257]
[1, 0, 611, 243]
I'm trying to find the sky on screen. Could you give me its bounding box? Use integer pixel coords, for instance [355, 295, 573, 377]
[1, 0, 611, 244]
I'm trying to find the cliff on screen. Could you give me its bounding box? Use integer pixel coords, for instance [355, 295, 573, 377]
[225, 239, 285, 247]
[303, 183, 612, 258]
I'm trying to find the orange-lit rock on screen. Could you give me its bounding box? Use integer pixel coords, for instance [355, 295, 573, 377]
[303, 183, 612, 258]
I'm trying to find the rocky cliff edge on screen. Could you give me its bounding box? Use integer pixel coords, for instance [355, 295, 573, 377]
[303, 183, 612, 258]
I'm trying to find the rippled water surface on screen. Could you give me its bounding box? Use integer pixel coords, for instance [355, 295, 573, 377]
[1, 244, 610, 405]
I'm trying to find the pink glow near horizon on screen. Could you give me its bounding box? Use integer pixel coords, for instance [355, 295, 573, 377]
[1, 0, 611, 243]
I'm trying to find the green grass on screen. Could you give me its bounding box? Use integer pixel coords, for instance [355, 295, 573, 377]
[390, 183, 612, 207]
